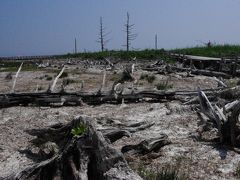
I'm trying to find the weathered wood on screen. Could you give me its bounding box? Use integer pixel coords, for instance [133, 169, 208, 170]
[50, 66, 65, 92]
[198, 89, 240, 146]
[11, 62, 23, 93]
[0, 90, 176, 108]
[214, 77, 227, 88]
[145, 65, 232, 78]
[103, 130, 131, 143]
[6, 116, 142, 180]
[121, 134, 170, 154]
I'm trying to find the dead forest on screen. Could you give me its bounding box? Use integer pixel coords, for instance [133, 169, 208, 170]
[1, 53, 240, 180]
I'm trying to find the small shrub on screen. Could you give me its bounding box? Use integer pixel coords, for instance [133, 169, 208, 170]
[138, 165, 156, 180]
[46, 76, 53, 81]
[140, 73, 148, 80]
[146, 75, 156, 83]
[5, 72, 12, 80]
[121, 70, 134, 82]
[36, 86, 44, 91]
[110, 73, 121, 81]
[226, 78, 237, 88]
[71, 123, 86, 137]
[155, 80, 172, 90]
[63, 78, 76, 86]
[235, 162, 240, 178]
[138, 164, 186, 180]
[140, 73, 156, 83]
[60, 72, 68, 78]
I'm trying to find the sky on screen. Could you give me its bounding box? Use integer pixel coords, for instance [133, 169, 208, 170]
[0, 0, 240, 56]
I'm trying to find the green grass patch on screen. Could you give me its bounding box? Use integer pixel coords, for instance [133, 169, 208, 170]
[171, 44, 240, 58]
[0, 61, 38, 72]
[56, 49, 175, 62]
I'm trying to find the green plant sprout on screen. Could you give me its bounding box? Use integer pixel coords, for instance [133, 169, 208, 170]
[71, 123, 86, 137]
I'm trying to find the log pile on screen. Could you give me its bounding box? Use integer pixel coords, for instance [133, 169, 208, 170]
[6, 116, 142, 180]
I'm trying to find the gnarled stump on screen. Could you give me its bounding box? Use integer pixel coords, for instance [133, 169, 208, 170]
[198, 88, 240, 147]
[6, 116, 142, 180]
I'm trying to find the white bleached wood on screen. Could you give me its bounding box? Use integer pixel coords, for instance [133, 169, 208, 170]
[11, 62, 23, 93]
[50, 66, 65, 92]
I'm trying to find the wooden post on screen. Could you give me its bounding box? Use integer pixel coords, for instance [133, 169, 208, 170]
[190, 59, 193, 69]
[199, 60, 204, 69]
[230, 61, 237, 77]
[218, 58, 224, 72]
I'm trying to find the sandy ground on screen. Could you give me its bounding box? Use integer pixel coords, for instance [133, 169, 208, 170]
[0, 62, 240, 179]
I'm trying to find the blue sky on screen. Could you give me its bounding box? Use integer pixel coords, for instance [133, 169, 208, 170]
[0, 0, 240, 56]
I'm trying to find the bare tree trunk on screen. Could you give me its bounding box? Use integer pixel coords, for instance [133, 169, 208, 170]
[97, 17, 110, 52]
[124, 12, 137, 52]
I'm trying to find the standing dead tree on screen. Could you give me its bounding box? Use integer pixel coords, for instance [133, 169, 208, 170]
[97, 16, 110, 52]
[124, 12, 137, 52]
[155, 34, 158, 50]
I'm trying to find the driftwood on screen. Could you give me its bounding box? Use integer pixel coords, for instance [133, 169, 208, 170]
[50, 66, 65, 92]
[101, 121, 155, 143]
[213, 77, 227, 88]
[217, 86, 240, 100]
[0, 90, 176, 108]
[11, 62, 23, 93]
[6, 116, 141, 180]
[144, 65, 232, 78]
[121, 134, 170, 154]
[190, 69, 231, 78]
[103, 130, 131, 143]
[198, 89, 240, 147]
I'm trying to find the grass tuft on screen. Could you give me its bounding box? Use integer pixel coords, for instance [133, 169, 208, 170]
[140, 73, 156, 83]
[138, 164, 186, 180]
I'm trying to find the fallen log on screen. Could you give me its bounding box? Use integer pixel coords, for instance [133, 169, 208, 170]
[0, 90, 176, 108]
[190, 69, 231, 78]
[144, 65, 232, 78]
[6, 116, 142, 180]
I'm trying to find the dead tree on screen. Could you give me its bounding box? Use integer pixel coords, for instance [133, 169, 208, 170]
[155, 34, 158, 50]
[124, 12, 137, 52]
[0, 90, 176, 108]
[198, 88, 240, 147]
[97, 16, 110, 52]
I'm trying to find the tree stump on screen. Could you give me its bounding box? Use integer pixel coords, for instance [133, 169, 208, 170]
[6, 116, 142, 180]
